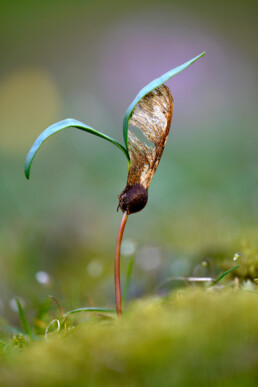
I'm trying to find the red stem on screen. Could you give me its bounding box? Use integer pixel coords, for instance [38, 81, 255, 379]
[115, 211, 128, 317]
[49, 295, 67, 332]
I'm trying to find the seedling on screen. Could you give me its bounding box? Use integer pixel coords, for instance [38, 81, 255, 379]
[25, 52, 205, 316]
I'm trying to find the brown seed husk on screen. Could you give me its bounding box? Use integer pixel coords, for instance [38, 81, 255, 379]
[127, 84, 173, 189]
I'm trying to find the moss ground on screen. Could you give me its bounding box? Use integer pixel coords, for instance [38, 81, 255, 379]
[0, 286, 257, 387]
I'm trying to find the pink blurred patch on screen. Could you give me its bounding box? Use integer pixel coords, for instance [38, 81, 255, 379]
[96, 11, 255, 134]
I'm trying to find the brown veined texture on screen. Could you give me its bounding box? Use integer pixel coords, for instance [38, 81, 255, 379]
[127, 85, 174, 190]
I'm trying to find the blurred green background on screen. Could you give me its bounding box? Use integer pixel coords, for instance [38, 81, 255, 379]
[0, 0, 257, 323]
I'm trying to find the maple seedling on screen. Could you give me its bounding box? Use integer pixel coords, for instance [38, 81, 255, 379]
[25, 52, 205, 317]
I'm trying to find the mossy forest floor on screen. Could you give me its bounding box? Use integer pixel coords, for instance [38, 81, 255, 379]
[0, 234, 258, 386]
[0, 283, 258, 386]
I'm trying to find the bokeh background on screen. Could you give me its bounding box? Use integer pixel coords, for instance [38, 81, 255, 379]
[0, 0, 257, 323]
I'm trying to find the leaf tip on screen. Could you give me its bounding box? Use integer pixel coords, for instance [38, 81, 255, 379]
[24, 160, 31, 180]
[24, 170, 30, 180]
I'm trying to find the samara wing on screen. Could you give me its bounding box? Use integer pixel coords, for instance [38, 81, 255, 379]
[118, 85, 173, 214]
[127, 84, 173, 189]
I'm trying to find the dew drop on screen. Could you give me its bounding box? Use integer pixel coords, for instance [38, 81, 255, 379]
[233, 252, 242, 261]
[35, 271, 50, 285]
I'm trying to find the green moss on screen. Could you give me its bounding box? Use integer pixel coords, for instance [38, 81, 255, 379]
[217, 241, 258, 280]
[1, 288, 257, 386]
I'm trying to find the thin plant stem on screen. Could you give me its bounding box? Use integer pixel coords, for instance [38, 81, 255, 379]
[49, 295, 67, 332]
[115, 211, 128, 317]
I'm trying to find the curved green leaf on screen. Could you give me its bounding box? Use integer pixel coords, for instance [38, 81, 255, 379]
[123, 51, 206, 152]
[25, 118, 130, 179]
[64, 307, 116, 316]
[213, 265, 240, 285]
[15, 298, 31, 338]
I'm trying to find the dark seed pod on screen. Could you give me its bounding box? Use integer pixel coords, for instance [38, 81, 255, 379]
[118, 84, 173, 215]
[118, 183, 148, 214]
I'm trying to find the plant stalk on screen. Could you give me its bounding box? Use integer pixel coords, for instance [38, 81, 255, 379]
[115, 211, 128, 317]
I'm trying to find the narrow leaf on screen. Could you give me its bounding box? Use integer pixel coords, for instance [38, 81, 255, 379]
[123, 51, 205, 151]
[64, 307, 115, 316]
[15, 298, 31, 338]
[25, 118, 129, 179]
[213, 265, 240, 285]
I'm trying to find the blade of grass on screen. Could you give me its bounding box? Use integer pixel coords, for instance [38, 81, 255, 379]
[15, 298, 31, 339]
[213, 265, 240, 285]
[64, 307, 115, 316]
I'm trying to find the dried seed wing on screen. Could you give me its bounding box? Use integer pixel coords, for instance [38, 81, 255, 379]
[127, 85, 173, 189]
[118, 85, 173, 214]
